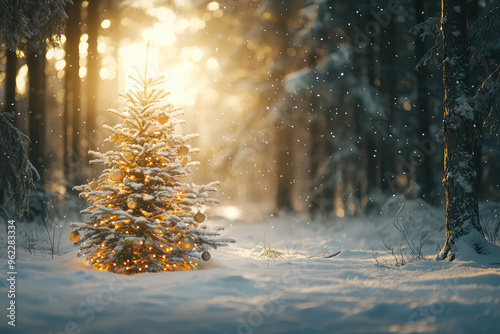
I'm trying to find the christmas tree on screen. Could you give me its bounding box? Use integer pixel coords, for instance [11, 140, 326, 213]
[71, 67, 234, 275]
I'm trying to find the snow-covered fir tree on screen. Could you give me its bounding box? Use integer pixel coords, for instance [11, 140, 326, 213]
[0, 0, 71, 49]
[71, 68, 235, 275]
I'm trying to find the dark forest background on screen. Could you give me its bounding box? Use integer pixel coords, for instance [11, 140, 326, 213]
[1, 0, 499, 223]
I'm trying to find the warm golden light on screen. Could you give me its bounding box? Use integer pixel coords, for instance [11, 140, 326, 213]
[141, 23, 176, 46]
[101, 19, 111, 29]
[16, 65, 28, 95]
[206, 57, 219, 70]
[207, 1, 220, 11]
[46, 48, 55, 60]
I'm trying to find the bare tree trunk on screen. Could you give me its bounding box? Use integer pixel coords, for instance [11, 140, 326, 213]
[5, 49, 17, 116]
[85, 0, 99, 160]
[65, 0, 82, 187]
[379, 17, 398, 193]
[27, 45, 47, 182]
[308, 109, 323, 216]
[438, 0, 485, 261]
[275, 123, 294, 211]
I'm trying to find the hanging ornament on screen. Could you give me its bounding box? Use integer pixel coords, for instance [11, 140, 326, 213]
[178, 145, 189, 156]
[110, 167, 124, 181]
[201, 251, 211, 261]
[89, 180, 98, 190]
[179, 236, 195, 251]
[127, 197, 138, 209]
[167, 138, 176, 148]
[123, 177, 132, 185]
[109, 134, 120, 143]
[194, 212, 206, 223]
[181, 157, 188, 166]
[158, 114, 169, 124]
[69, 230, 80, 243]
[125, 151, 136, 161]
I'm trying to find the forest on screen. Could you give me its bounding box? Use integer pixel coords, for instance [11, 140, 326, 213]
[1, 0, 500, 218]
[0, 1, 500, 334]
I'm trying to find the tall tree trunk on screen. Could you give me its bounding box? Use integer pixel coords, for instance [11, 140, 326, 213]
[275, 123, 294, 211]
[379, 17, 398, 193]
[438, 0, 485, 261]
[309, 101, 323, 216]
[85, 0, 99, 160]
[271, 2, 298, 213]
[5, 49, 17, 116]
[27, 45, 47, 182]
[415, 0, 434, 201]
[65, 0, 82, 187]
[322, 109, 336, 214]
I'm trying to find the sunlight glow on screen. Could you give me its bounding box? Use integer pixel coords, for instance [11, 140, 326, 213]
[101, 19, 111, 29]
[217, 206, 241, 220]
[55, 48, 65, 60]
[99, 67, 110, 80]
[55, 59, 66, 71]
[119, 42, 158, 81]
[206, 57, 219, 70]
[79, 67, 87, 78]
[97, 42, 106, 53]
[141, 23, 176, 46]
[16, 65, 28, 95]
[147, 7, 176, 22]
[46, 48, 55, 60]
[117, 7, 203, 109]
[207, 1, 220, 11]
[175, 19, 190, 33]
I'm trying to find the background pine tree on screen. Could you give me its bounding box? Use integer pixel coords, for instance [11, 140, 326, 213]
[71, 68, 235, 275]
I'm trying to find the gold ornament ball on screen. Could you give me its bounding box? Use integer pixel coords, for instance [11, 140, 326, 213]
[179, 236, 195, 251]
[194, 212, 206, 223]
[178, 145, 189, 156]
[69, 231, 80, 243]
[89, 180, 98, 190]
[201, 251, 211, 261]
[167, 138, 176, 148]
[110, 134, 120, 143]
[127, 197, 138, 209]
[110, 167, 124, 181]
[125, 151, 136, 161]
[181, 157, 188, 166]
[158, 114, 169, 124]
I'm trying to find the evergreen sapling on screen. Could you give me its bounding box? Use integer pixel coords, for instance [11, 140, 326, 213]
[71, 68, 235, 274]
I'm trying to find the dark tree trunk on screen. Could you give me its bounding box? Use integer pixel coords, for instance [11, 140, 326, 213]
[309, 109, 323, 216]
[271, 2, 299, 213]
[364, 26, 380, 202]
[27, 45, 47, 182]
[415, 0, 434, 201]
[5, 49, 17, 116]
[65, 0, 82, 187]
[275, 123, 294, 211]
[85, 0, 99, 159]
[322, 110, 336, 214]
[438, 0, 485, 261]
[379, 16, 398, 193]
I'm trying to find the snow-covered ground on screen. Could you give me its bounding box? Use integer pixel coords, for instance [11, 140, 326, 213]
[1, 198, 500, 334]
